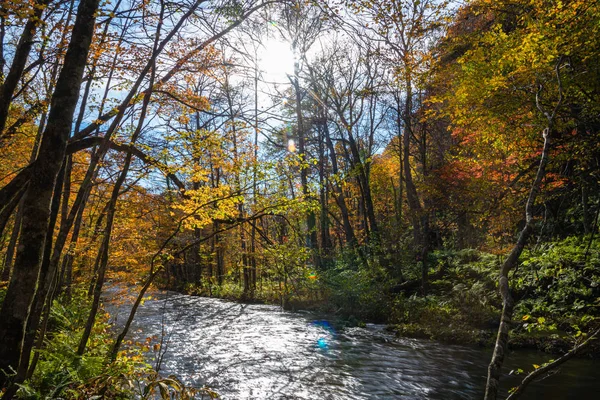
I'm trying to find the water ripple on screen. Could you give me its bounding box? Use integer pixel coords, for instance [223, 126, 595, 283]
[107, 290, 600, 399]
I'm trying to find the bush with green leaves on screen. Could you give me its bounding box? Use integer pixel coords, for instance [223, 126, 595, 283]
[321, 253, 393, 322]
[512, 236, 600, 338]
[13, 286, 207, 399]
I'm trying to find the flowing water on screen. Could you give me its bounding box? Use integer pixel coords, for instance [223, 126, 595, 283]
[108, 289, 600, 399]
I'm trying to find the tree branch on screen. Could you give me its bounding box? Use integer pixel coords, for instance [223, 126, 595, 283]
[506, 328, 600, 400]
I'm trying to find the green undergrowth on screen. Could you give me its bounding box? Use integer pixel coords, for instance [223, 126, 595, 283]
[2, 286, 208, 399]
[389, 237, 600, 354]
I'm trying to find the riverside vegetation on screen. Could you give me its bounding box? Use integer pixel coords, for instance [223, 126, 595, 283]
[0, 0, 599, 398]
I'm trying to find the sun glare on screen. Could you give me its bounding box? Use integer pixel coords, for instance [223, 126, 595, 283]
[258, 38, 296, 82]
[287, 139, 296, 153]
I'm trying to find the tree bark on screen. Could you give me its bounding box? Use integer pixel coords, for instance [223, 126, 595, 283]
[1, 162, 65, 399]
[484, 130, 551, 400]
[0, 0, 100, 387]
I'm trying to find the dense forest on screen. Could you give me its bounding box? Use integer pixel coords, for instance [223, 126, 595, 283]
[0, 0, 599, 398]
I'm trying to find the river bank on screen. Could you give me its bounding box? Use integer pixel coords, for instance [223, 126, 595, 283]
[160, 280, 600, 360]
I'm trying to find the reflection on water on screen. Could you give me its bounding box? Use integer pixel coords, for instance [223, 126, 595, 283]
[108, 290, 600, 399]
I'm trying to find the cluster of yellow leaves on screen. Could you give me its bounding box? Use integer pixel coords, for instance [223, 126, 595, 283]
[172, 185, 242, 230]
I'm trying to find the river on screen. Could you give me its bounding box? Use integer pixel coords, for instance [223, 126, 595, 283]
[108, 289, 600, 399]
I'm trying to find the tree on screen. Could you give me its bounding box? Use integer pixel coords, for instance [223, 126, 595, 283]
[0, 0, 100, 389]
[432, 0, 600, 396]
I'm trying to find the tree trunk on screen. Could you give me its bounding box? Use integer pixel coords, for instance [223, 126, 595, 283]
[401, 76, 428, 291]
[485, 60, 563, 398]
[323, 122, 357, 248]
[0, 0, 100, 387]
[78, 7, 161, 353]
[0, 0, 49, 139]
[1, 107, 46, 282]
[292, 73, 318, 262]
[109, 268, 162, 361]
[0, 186, 25, 278]
[484, 129, 552, 399]
[2, 163, 66, 399]
[318, 122, 332, 266]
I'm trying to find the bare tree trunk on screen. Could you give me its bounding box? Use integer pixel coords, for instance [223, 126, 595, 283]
[317, 122, 332, 266]
[292, 72, 319, 263]
[484, 132, 551, 400]
[109, 268, 161, 361]
[323, 123, 357, 248]
[485, 61, 564, 399]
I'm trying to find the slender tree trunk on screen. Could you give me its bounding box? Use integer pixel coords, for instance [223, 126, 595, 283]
[346, 130, 379, 240]
[78, 146, 146, 355]
[109, 268, 161, 361]
[484, 129, 552, 399]
[323, 123, 357, 248]
[0, 12, 5, 78]
[0, 166, 34, 234]
[401, 77, 428, 291]
[78, 5, 161, 353]
[485, 62, 564, 396]
[0, 187, 25, 281]
[292, 72, 318, 262]
[77, 201, 115, 355]
[251, 58, 259, 289]
[58, 194, 86, 300]
[25, 274, 59, 380]
[0, 0, 50, 140]
[394, 102, 403, 235]
[1, 218, 16, 275]
[1, 107, 46, 282]
[215, 222, 224, 285]
[318, 123, 331, 266]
